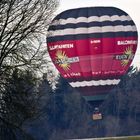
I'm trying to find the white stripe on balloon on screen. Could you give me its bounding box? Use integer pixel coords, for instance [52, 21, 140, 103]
[48, 25, 137, 37]
[69, 79, 120, 87]
[52, 15, 132, 25]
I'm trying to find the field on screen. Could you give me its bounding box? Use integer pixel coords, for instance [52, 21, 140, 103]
[74, 135, 140, 140]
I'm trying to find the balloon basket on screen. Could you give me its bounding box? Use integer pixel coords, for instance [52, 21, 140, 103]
[92, 107, 102, 121]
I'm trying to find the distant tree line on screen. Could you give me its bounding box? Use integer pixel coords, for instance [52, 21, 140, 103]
[23, 66, 140, 140]
[1, 62, 139, 140]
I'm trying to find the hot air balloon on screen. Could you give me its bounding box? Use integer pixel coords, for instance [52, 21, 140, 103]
[46, 7, 138, 119]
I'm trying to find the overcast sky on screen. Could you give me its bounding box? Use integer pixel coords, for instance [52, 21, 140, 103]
[55, 0, 140, 67]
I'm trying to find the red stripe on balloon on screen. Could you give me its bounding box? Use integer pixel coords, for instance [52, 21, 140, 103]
[48, 36, 137, 80]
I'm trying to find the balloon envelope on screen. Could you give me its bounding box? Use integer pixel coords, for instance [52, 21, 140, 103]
[47, 7, 138, 107]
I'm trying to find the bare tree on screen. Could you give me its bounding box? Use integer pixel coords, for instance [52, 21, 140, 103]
[0, 0, 59, 108]
[0, 0, 59, 138]
[0, 0, 59, 76]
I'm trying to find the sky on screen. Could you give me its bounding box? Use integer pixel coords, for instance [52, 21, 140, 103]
[55, 0, 140, 68]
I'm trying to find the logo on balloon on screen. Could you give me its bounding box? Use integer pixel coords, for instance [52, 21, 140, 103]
[114, 47, 134, 67]
[55, 50, 79, 71]
[121, 47, 134, 66]
[55, 50, 70, 71]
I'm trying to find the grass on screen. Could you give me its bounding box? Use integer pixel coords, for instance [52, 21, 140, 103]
[73, 135, 140, 140]
[96, 136, 140, 140]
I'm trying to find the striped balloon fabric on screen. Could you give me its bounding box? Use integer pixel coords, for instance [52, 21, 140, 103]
[47, 7, 138, 107]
